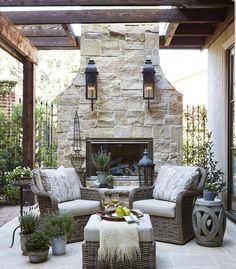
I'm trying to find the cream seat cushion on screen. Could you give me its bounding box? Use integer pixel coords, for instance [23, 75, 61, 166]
[84, 214, 154, 242]
[153, 166, 199, 202]
[133, 199, 176, 218]
[58, 199, 100, 216]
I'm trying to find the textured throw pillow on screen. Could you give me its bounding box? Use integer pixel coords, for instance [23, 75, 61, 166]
[32, 169, 45, 192]
[57, 167, 81, 200]
[40, 166, 81, 203]
[153, 166, 199, 202]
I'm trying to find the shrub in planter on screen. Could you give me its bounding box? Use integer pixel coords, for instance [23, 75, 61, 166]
[201, 133, 226, 201]
[25, 232, 50, 263]
[92, 148, 111, 187]
[40, 212, 75, 255]
[19, 212, 40, 255]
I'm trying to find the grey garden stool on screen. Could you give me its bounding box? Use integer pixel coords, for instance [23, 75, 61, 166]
[192, 198, 226, 247]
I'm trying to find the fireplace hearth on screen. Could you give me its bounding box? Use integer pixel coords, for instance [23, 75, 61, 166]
[86, 138, 153, 177]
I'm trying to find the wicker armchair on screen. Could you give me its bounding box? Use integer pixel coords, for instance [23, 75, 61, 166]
[129, 166, 206, 245]
[31, 168, 102, 242]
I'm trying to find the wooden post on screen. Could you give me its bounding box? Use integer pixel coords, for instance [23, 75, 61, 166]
[23, 59, 35, 169]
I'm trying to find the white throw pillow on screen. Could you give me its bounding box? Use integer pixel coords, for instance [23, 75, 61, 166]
[40, 166, 81, 202]
[153, 166, 199, 202]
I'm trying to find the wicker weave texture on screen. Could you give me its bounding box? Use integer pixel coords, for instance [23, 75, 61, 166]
[82, 241, 156, 269]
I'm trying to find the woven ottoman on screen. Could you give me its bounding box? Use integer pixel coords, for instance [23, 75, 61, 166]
[82, 214, 156, 269]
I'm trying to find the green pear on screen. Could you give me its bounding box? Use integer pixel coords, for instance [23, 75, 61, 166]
[123, 207, 131, 216]
[115, 205, 124, 217]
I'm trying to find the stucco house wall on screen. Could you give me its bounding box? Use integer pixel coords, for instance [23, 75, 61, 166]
[207, 22, 234, 207]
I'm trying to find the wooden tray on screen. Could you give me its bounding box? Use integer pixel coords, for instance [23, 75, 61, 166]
[97, 209, 144, 222]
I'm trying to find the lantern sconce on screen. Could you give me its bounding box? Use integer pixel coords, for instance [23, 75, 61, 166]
[142, 59, 155, 110]
[137, 149, 155, 187]
[85, 60, 98, 111]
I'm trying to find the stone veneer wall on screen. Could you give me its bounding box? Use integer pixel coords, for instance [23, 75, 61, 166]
[56, 24, 183, 170]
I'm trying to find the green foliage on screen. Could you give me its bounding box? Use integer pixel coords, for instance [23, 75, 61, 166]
[0, 81, 16, 96]
[92, 149, 111, 172]
[4, 185, 20, 200]
[19, 212, 40, 235]
[107, 175, 114, 183]
[0, 101, 57, 181]
[200, 133, 226, 194]
[40, 212, 75, 239]
[183, 105, 208, 166]
[25, 232, 50, 252]
[3, 166, 31, 183]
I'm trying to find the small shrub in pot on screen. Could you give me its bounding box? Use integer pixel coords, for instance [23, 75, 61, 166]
[25, 232, 50, 263]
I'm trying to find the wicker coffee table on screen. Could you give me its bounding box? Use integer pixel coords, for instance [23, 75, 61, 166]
[82, 214, 156, 269]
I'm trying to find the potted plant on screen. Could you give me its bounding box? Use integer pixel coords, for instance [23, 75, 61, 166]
[19, 211, 39, 255]
[92, 148, 111, 187]
[40, 212, 75, 255]
[202, 133, 226, 201]
[3, 166, 34, 205]
[107, 175, 114, 189]
[25, 232, 50, 263]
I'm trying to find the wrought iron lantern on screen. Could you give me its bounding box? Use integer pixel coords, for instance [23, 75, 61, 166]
[142, 59, 155, 110]
[138, 149, 155, 187]
[85, 60, 98, 111]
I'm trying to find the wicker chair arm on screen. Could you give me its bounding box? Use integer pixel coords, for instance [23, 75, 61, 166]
[129, 186, 154, 208]
[80, 187, 102, 202]
[175, 190, 196, 225]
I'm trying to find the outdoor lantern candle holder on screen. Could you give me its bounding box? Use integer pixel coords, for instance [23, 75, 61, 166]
[142, 59, 155, 110]
[138, 149, 155, 187]
[85, 60, 98, 111]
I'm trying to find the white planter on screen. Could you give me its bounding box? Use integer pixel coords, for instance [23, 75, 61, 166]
[51, 236, 67, 255]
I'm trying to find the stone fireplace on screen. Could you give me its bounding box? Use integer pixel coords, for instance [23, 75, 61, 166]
[56, 24, 183, 175]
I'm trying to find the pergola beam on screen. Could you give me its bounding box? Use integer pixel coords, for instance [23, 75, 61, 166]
[3, 8, 226, 24]
[0, 0, 233, 7]
[0, 13, 38, 63]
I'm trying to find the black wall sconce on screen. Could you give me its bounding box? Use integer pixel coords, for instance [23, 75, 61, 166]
[85, 60, 98, 111]
[142, 59, 155, 110]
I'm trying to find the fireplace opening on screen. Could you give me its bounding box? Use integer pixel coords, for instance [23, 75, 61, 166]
[86, 138, 153, 178]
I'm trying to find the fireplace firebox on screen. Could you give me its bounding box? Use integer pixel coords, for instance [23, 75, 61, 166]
[86, 138, 153, 177]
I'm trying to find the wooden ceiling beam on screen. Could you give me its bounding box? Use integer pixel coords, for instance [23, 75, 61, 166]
[164, 23, 179, 46]
[160, 35, 206, 47]
[62, 24, 78, 47]
[0, 0, 233, 7]
[17, 24, 67, 37]
[204, 7, 234, 48]
[28, 36, 80, 49]
[175, 23, 215, 36]
[3, 8, 226, 24]
[0, 13, 38, 63]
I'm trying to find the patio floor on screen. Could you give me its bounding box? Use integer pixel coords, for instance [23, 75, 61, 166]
[0, 216, 236, 269]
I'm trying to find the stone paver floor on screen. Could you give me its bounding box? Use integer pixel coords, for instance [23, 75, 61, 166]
[0, 216, 236, 269]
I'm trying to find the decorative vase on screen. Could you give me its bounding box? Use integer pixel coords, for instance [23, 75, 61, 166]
[203, 190, 215, 201]
[96, 171, 108, 188]
[51, 236, 67, 255]
[28, 248, 49, 263]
